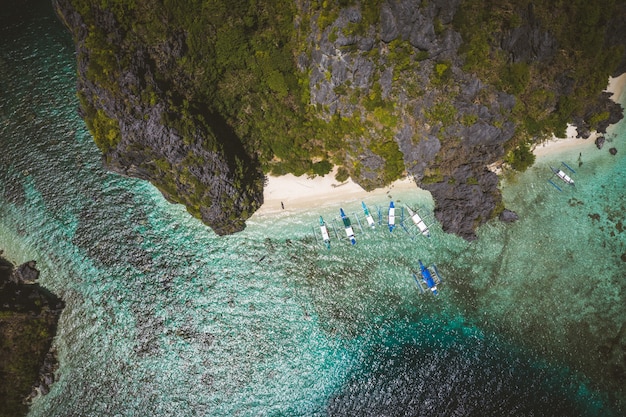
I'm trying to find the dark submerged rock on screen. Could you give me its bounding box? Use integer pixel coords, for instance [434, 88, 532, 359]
[499, 209, 519, 223]
[11, 260, 39, 284]
[609, 147, 618, 155]
[595, 136, 606, 149]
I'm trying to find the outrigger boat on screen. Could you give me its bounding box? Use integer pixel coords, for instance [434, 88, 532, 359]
[406, 205, 430, 237]
[340, 208, 357, 245]
[413, 260, 442, 295]
[388, 201, 396, 232]
[548, 162, 576, 192]
[361, 202, 376, 228]
[319, 216, 331, 249]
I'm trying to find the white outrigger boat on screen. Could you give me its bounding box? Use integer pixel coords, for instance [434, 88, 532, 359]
[340, 208, 357, 245]
[406, 205, 430, 237]
[548, 162, 576, 192]
[361, 202, 376, 228]
[319, 216, 331, 249]
[388, 201, 396, 232]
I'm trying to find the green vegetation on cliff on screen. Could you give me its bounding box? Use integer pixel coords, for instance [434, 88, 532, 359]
[69, 0, 623, 177]
[58, 0, 624, 237]
[454, 0, 624, 160]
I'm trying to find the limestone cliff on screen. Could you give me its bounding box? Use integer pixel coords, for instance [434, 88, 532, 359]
[54, 0, 626, 240]
[302, 0, 624, 239]
[54, 0, 266, 235]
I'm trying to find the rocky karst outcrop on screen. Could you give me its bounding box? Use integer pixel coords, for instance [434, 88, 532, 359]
[54, 0, 265, 235]
[299, 0, 624, 239]
[304, 0, 518, 239]
[0, 254, 64, 417]
[54, 0, 625, 240]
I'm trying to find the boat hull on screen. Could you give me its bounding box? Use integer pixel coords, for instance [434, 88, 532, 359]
[406, 206, 430, 237]
[388, 202, 395, 232]
[361, 202, 376, 228]
[340, 208, 357, 245]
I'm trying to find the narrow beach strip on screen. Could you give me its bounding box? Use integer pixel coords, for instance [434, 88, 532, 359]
[533, 74, 626, 159]
[256, 75, 625, 217]
[255, 168, 423, 216]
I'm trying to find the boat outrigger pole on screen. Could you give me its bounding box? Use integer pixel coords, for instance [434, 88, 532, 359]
[548, 161, 576, 192]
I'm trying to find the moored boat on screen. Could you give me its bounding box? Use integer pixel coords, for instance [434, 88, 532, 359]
[340, 208, 357, 245]
[361, 201, 376, 228]
[406, 205, 430, 237]
[548, 162, 576, 192]
[388, 201, 395, 232]
[550, 166, 574, 186]
[319, 216, 331, 249]
[413, 260, 442, 295]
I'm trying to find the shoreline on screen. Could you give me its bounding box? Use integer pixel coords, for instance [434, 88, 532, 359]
[255, 74, 626, 217]
[532, 73, 626, 159]
[531, 124, 598, 158]
[254, 169, 425, 216]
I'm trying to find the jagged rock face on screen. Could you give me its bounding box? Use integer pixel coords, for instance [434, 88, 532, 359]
[11, 260, 40, 284]
[573, 92, 625, 139]
[302, 0, 625, 239]
[498, 3, 558, 64]
[305, 0, 514, 239]
[422, 117, 515, 240]
[54, 0, 625, 240]
[53, 0, 265, 236]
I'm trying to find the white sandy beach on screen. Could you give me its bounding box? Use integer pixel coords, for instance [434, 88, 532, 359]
[533, 73, 626, 158]
[531, 124, 598, 158]
[255, 75, 625, 216]
[256, 168, 424, 215]
[608, 72, 626, 102]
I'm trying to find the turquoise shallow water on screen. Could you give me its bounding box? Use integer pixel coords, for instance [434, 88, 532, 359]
[1, 3, 625, 416]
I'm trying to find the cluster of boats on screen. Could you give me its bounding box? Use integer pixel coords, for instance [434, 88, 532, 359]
[311, 160, 579, 296]
[316, 202, 442, 295]
[317, 201, 431, 249]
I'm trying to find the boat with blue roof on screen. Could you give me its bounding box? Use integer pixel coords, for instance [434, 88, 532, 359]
[388, 201, 396, 232]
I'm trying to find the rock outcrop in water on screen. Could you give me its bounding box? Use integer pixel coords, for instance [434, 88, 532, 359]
[53, 0, 266, 236]
[54, 0, 626, 240]
[0, 254, 64, 417]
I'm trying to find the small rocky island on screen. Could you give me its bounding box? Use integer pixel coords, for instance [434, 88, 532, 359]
[0, 253, 64, 417]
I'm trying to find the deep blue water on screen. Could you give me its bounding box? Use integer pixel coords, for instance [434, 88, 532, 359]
[1, 3, 625, 416]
